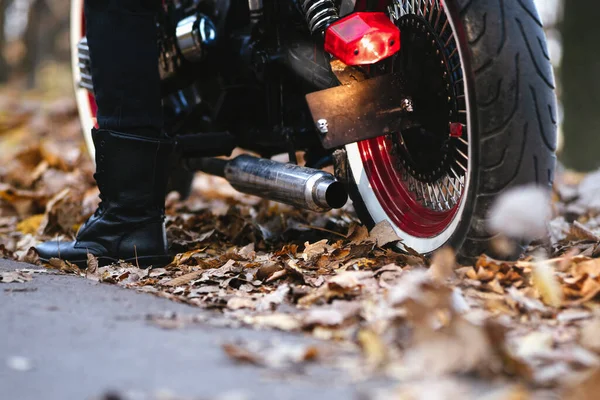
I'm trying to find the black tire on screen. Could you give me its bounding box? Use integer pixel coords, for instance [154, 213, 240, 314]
[340, 0, 558, 259]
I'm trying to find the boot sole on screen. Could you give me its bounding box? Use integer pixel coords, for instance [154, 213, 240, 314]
[40, 255, 173, 270]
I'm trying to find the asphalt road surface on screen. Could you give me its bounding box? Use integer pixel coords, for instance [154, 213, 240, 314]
[0, 258, 379, 400]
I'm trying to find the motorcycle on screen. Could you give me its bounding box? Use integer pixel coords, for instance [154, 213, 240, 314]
[69, 0, 558, 259]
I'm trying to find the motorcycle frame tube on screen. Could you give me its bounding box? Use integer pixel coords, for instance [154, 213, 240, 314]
[345, 1, 473, 254]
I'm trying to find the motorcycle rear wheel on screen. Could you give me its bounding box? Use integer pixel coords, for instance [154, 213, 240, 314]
[341, 0, 557, 258]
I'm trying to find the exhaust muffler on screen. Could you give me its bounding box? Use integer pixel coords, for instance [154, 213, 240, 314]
[189, 155, 348, 212]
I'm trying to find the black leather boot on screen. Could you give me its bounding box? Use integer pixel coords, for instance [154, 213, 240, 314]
[36, 129, 174, 268]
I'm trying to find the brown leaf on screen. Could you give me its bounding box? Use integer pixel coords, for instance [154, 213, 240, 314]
[402, 317, 494, 378]
[256, 284, 289, 312]
[358, 329, 387, 367]
[39, 188, 84, 235]
[570, 221, 600, 242]
[227, 297, 255, 310]
[573, 258, 600, 279]
[241, 314, 301, 331]
[16, 214, 44, 235]
[328, 270, 373, 290]
[506, 287, 549, 313]
[0, 271, 33, 283]
[429, 247, 456, 282]
[265, 268, 287, 283]
[369, 220, 401, 247]
[532, 260, 563, 308]
[564, 368, 600, 400]
[47, 257, 79, 274]
[21, 247, 40, 265]
[256, 263, 283, 281]
[347, 224, 370, 244]
[0, 183, 45, 217]
[581, 319, 600, 353]
[39, 138, 81, 171]
[163, 269, 204, 287]
[86, 253, 99, 274]
[147, 314, 187, 330]
[301, 239, 333, 261]
[222, 343, 262, 366]
[303, 307, 345, 327]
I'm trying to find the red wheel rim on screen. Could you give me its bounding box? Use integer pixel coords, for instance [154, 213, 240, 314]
[358, 137, 459, 237]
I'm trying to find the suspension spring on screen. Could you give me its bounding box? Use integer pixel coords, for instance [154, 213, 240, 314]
[299, 0, 339, 34]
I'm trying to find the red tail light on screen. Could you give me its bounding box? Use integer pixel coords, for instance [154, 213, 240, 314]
[324, 12, 401, 66]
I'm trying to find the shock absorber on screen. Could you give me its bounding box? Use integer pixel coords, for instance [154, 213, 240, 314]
[298, 0, 339, 34]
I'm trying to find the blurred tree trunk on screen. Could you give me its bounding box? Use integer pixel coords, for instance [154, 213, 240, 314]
[20, 0, 47, 88]
[0, 0, 9, 82]
[561, 1, 600, 171]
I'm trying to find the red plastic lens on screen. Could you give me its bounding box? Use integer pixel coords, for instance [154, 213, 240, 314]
[324, 12, 401, 66]
[450, 123, 464, 138]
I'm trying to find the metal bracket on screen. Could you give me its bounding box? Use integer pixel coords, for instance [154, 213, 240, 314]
[305, 74, 419, 149]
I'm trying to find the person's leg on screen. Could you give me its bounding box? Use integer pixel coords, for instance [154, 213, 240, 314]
[36, 0, 173, 268]
[85, 0, 163, 137]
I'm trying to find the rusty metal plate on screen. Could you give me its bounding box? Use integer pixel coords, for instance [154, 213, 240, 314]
[306, 74, 416, 149]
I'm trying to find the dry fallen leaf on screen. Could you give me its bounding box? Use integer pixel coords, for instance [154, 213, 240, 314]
[227, 297, 255, 310]
[16, 214, 44, 235]
[86, 253, 98, 274]
[222, 343, 262, 366]
[580, 319, 600, 353]
[47, 257, 80, 274]
[564, 368, 600, 400]
[303, 307, 345, 327]
[255, 284, 289, 312]
[302, 239, 333, 261]
[0, 271, 33, 283]
[370, 220, 401, 247]
[429, 247, 456, 282]
[358, 329, 387, 367]
[532, 260, 563, 308]
[163, 269, 204, 287]
[242, 314, 301, 331]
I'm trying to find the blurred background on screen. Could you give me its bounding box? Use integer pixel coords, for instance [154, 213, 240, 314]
[0, 0, 595, 171]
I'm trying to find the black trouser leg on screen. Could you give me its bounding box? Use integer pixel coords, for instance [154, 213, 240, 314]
[84, 0, 163, 137]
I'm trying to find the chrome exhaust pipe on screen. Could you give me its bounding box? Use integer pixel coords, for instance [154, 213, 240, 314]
[220, 155, 347, 212]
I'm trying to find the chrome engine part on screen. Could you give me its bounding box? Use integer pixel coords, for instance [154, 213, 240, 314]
[176, 13, 217, 62]
[248, 0, 263, 23]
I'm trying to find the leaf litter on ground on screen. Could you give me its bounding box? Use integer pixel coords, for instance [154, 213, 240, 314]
[4, 86, 600, 398]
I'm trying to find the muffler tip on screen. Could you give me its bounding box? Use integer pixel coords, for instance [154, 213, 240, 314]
[326, 181, 348, 209]
[314, 179, 348, 210]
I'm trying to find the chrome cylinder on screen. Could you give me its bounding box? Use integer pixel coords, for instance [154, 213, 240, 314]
[176, 14, 217, 62]
[224, 155, 347, 212]
[248, 0, 263, 23]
